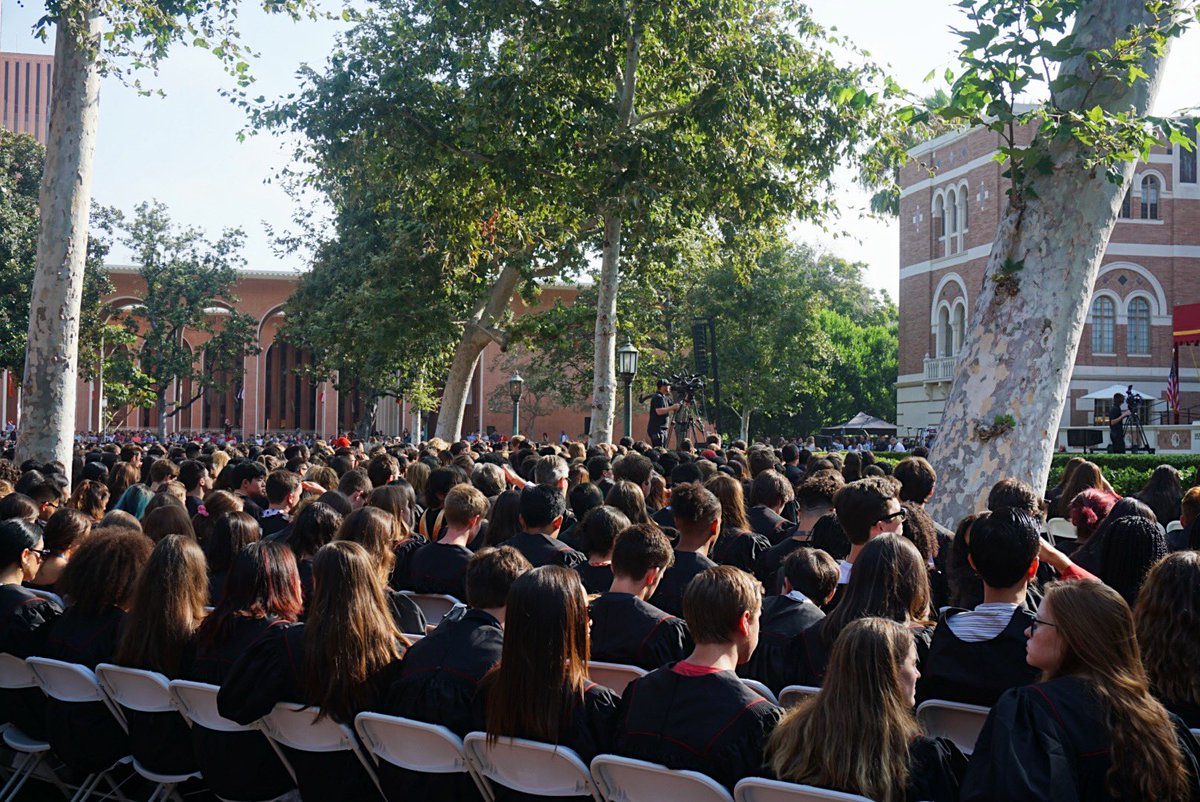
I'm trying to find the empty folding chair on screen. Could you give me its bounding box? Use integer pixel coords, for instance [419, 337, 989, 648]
[740, 678, 779, 705]
[259, 702, 382, 800]
[591, 754, 733, 802]
[734, 777, 873, 801]
[354, 712, 491, 802]
[166, 681, 297, 802]
[1167, 520, 1184, 533]
[586, 662, 647, 697]
[778, 685, 821, 708]
[26, 656, 134, 802]
[916, 699, 990, 756]
[463, 732, 600, 800]
[95, 664, 201, 802]
[398, 592, 463, 625]
[0, 654, 69, 802]
[1045, 517, 1076, 543]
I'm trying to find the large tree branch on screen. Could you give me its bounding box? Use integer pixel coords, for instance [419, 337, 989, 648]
[632, 99, 697, 127]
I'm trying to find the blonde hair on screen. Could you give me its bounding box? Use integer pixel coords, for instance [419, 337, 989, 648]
[767, 618, 919, 802]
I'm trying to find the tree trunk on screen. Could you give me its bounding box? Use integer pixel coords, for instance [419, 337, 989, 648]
[17, 12, 102, 466]
[590, 212, 622, 444]
[433, 261, 520, 441]
[739, 408, 752, 443]
[156, 391, 167, 441]
[355, 390, 379, 440]
[927, 0, 1171, 526]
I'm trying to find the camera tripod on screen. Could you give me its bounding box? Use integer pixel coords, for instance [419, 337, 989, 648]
[672, 396, 708, 450]
[1126, 409, 1154, 453]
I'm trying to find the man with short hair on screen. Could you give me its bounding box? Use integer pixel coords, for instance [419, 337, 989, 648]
[754, 471, 843, 589]
[646, 379, 684, 448]
[1169, 486, 1200, 551]
[832, 476, 904, 588]
[366, 453, 400, 489]
[612, 452, 653, 497]
[615, 566, 781, 791]
[147, 459, 179, 492]
[406, 484, 489, 599]
[260, 471, 302, 537]
[178, 460, 211, 518]
[381, 546, 532, 800]
[746, 470, 795, 545]
[780, 444, 803, 485]
[916, 508, 1042, 706]
[648, 483, 720, 617]
[336, 469, 373, 509]
[505, 484, 585, 568]
[586, 456, 614, 498]
[232, 461, 269, 520]
[589, 524, 690, 670]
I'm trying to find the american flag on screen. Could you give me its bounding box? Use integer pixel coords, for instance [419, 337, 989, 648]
[1167, 346, 1180, 412]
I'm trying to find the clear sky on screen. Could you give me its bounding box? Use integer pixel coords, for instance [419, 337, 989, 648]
[2, 0, 1198, 301]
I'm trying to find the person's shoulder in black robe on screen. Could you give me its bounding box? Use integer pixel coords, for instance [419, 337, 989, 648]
[506, 531, 586, 569]
[405, 540, 472, 599]
[961, 675, 1200, 802]
[179, 617, 297, 802]
[748, 506, 793, 545]
[906, 736, 968, 802]
[615, 663, 782, 791]
[916, 606, 1040, 707]
[386, 589, 428, 635]
[589, 592, 691, 671]
[389, 534, 426, 591]
[575, 561, 614, 595]
[651, 505, 675, 531]
[753, 536, 809, 590]
[737, 595, 824, 694]
[711, 527, 771, 574]
[377, 608, 504, 802]
[647, 550, 717, 618]
[37, 606, 130, 773]
[0, 583, 61, 739]
[258, 509, 289, 537]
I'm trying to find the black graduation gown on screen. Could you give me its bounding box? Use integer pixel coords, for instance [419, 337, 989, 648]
[405, 540, 473, 599]
[647, 551, 717, 618]
[907, 736, 969, 802]
[472, 679, 620, 802]
[389, 535, 427, 591]
[179, 617, 296, 801]
[916, 607, 1040, 707]
[38, 606, 131, 772]
[259, 510, 290, 537]
[386, 589, 428, 636]
[0, 584, 61, 739]
[378, 609, 504, 802]
[588, 593, 691, 671]
[651, 506, 676, 531]
[218, 623, 404, 802]
[796, 620, 933, 688]
[961, 675, 1200, 802]
[505, 531, 586, 569]
[711, 528, 771, 574]
[615, 665, 782, 791]
[574, 562, 614, 595]
[753, 535, 810, 591]
[736, 595, 824, 695]
[1159, 692, 1200, 730]
[748, 506, 793, 545]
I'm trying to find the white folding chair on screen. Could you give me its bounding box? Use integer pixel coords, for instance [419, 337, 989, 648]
[96, 664, 201, 802]
[740, 678, 779, 705]
[778, 685, 821, 708]
[354, 712, 492, 802]
[591, 754, 733, 802]
[403, 633, 425, 642]
[398, 592, 463, 624]
[916, 699, 990, 755]
[586, 661, 647, 697]
[463, 732, 600, 800]
[1167, 520, 1184, 533]
[259, 702, 381, 797]
[26, 657, 134, 802]
[735, 777, 873, 801]
[1045, 517, 1076, 541]
[0, 653, 70, 802]
[167, 680, 297, 802]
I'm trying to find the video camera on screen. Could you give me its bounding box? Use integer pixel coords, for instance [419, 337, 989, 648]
[668, 371, 705, 404]
[1126, 384, 1142, 413]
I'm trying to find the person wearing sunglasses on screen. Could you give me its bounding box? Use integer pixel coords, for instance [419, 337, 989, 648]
[0, 518, 63, 740]
[827, 477, 906, 609]
[963, 580, 1200, 801]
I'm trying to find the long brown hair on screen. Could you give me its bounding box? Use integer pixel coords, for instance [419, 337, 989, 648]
[483, 566, 591, 744]
[366, 485, 415, 537]
[820, 534, 930, 648]
[1044, 580, 1190, 800]
[335, 507, 400, 584]
[1136, 552, 1200, 712]
[1057, 460, 1115, 518]
[302, 541, 405, 722]
[115, 534, 209, 675]
[68, 480, 109, 521]
[106, 462, 139, 510]
[768, 618, 919, 802]
[706, 474, 750, 532]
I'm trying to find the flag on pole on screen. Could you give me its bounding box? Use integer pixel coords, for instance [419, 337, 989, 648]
[1167, 345, 1180, 413]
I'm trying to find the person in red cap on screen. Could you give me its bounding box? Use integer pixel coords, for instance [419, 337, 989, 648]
[333, 436, 352, 449]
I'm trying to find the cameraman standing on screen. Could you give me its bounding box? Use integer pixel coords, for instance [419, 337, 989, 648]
[1109, 392, 1130, 453]
[648, 378, 684, 448]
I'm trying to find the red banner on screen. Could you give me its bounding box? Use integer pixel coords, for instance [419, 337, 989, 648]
[1174, 303, 1200, 346]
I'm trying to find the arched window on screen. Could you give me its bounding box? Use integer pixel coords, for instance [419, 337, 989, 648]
[952, 302, 966, 353]
[957, 186, 968, 239]
[933, 193, 946, 255]
[938, 305, 953, 357]
[1181, 121, 1197, 184]
[1091, 296, 1116, 354]
[945, 189, 958, 254]
[1141, 176, 1160, 220]
[1128, 297, 1151, 355]
[1119, 189, 1133, 218]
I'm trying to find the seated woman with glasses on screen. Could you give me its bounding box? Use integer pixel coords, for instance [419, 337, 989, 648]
[963, 580, 1200, 801]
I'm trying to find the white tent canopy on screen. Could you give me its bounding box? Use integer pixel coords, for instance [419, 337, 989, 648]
[1080, 384, 1156, 400]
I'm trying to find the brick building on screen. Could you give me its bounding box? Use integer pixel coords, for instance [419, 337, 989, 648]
[0, 51, 52, 145]
[897, 120, 1200, 453]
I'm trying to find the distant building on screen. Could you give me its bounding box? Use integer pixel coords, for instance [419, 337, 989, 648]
[0, 51, 53, 144]
[897, 120, 1200, 453]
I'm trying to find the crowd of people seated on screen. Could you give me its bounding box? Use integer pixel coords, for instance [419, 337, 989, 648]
[0, 434, 1194, 801]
